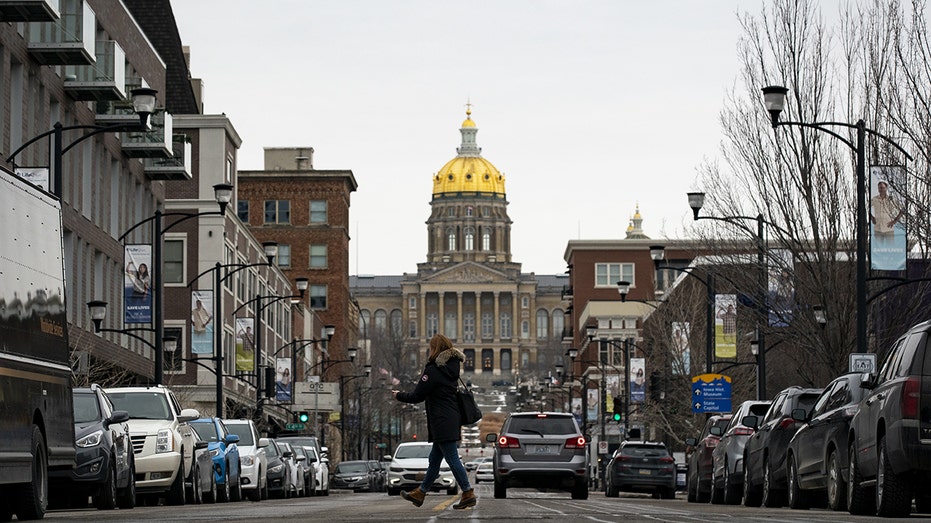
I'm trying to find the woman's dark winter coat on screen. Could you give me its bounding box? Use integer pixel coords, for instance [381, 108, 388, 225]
[396, 348, 465, 443]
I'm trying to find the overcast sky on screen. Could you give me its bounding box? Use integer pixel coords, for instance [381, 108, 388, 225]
[172, 1, 767, 276]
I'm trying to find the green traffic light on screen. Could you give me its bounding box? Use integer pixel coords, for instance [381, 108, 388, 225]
[612, 412, 622, 422]
[298, 412, 309, 423]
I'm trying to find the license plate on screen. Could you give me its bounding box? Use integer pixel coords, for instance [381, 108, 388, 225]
[639, 469, 652, 475]
[528, 445, 556, 455]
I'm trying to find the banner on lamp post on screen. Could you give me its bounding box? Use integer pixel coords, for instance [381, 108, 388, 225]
[714, 294, 737, 359]
[276, 357, 292, 402]
[124, 244, 152, 324]
[234, 317, 255, 371]
[869, 165, 907, 271]
[190, 290, 214, 354]
[670, 322, 690, 375]
[629, 358, 646, 404]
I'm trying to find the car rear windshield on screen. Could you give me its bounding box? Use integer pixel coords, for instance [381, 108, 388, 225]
[265, 441, 280, 457]
[621, 445, 669, 458]
[795, 393, 820, 414]
[107, 391, 172, 420]
[507, 416, 577, 435]
[224, 423, 255, 445]
[337, 462, 368, 474]
[73, 393, 101, 424]
[189, 420, 219, 441]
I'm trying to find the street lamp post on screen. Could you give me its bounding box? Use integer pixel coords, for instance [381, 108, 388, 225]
[340, 365, 372, 460]
[86, 301, 178, 364]
[761, 85, 912, 357]
[119, 183, 233, 385]
[272, 327, 340, 438]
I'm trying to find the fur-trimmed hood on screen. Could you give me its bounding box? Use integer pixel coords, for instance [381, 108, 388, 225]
[435, 348, 465, 375]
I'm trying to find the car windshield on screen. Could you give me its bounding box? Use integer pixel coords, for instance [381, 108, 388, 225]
[73, 393, 101, 424]
[224, 423, 255, 445]
[507, 416, 576, 435]
[621, 445, 669, 458]
[107, 391, 172, 420]
[337, 462, 368, 474]
[394, 445, 432, 459]
[188, 420, 219, 441]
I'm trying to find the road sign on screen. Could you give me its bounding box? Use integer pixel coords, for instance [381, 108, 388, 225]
[598, 441, 609, 454]
[849, 353, 877, 374]
[285, 423, 305, 431]
[691, 373, 732, 413]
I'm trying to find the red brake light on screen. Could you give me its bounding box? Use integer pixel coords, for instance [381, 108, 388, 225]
[564, 436, 586, 449]
[659, 456, 674, 463]
[733, 427, 754, 436]
[903, 377, 920, 419]
[498, 436, 520, 449]
[778, 418, 797, 430]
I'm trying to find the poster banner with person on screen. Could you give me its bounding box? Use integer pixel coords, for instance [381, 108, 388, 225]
[276, 357, 292, 402]
[586, 386, 599, 421]
[870, 165, 907, 271]
[235, 317, 255, 371]
[629, 358, 646, 403]
[124, 244, 152, 324]
[670, 322, 691, 375]
[714, 294, 737, 359]
[768, 249, 795, 327]
[190, 290, 214, 354]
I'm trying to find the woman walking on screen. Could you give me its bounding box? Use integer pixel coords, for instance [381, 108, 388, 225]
[392, 334, 476, 509]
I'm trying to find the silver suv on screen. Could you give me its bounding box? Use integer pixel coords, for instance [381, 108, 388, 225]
[486, 412, 589, 499]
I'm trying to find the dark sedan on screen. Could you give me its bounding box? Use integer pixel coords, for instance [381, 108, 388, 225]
[786, 372, 867, 510]
[264, 438, 292, 498]
[50, 385, 135, 510]
[605, 441, 676, 499]
[331, 460, 375, 492]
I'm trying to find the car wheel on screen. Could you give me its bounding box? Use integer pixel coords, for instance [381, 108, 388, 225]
[190, 465, 203, 505]
[204, 473, 217, 504]
[876, 435, 911, 517]
[571, 479, 588, 500]
[761, 457, 783, 507]
[219, 471, 231, 503]
[94, 462, 118, 510]
[847, 441, 874, 515]
[743, 458, 762, 507]
[493, 479, 507, 499]
[166, 461, 186, 506]
[710, 475, 723, 504]
[722, 459, 741, 505]
[826, 448, 846, 511]
[787, 457, 808, 509]
[117, 458, 136, 510]
[686, 472, 697, 502]
[606, 478, 619, 498]
[230, 472, 242, 502]
[14, 426, 48, 520]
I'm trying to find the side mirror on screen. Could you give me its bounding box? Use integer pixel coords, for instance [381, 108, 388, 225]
[791, 408, 807, 422]
[307, 456, 317, 463]
[685, 437, 698, 447]
[178, 408, 201, 423]
[709, 426, 723, 437]
[860, 372, 876, 390]
[225, 434, 240, 444]
[485, 433, 497, 443]
[195, 441, 209, 450]
[107, 410, 130, 427]
[283, 451, 293, 458]
[742, 415, 759, 430]
[297, 456, 306, 462]
[258, 437, 270, 448]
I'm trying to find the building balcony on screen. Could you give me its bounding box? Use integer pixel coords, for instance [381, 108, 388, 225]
[27, 0, 94, 65]
[63, 40, 125, 101]
[143, 137, 191, 181]
[0, 0, 58, 21]
[121, 112, 172, 159]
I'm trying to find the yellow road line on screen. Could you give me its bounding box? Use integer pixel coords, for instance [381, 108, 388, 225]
[434, 496, 457, 511]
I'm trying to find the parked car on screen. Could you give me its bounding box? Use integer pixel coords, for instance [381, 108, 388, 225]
[685, 414, 731, 503]
[742, 386, 821, 508]
[487, 411, 589, 500]
[784, 372, 866, 511]
[305, 445, 329, 496]
[277, 441, 306, 497]
[475, 461, 494, 483]
[333, 460, 380, 492]
[105, 386, 199, 506]
[465, 458, 484, 472]
[848, 319, 931, 517]
[367, 460, 387, 492]
[386, 442, 457, 496]
[264, 438, 292, 498]
[710, 400, 771, 505]
[188, 418, 242, 502]
[605, 441, 676, 499]
[188, 429, 217, 504]
[50, 385, 135, 510]
[292, 445, 315, 497]
[223, 419, 268, 501]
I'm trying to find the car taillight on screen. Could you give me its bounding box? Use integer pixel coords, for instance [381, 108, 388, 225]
[564, 436, 586, 449]
[902, 377, 920, 419]
[778, 418, 797, 430]
[733, 427, 754, 436]
[498, 436, 520, 448]
[659, 457, 674, 463]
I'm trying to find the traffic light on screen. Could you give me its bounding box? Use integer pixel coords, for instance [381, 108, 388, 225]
[612, 404, 623, 422]
[298, 411, 310, 423]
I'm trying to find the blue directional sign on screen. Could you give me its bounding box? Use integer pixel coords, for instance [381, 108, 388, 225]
[691, 373, 732, 413]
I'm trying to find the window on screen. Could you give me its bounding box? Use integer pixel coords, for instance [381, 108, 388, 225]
[374, 310, 387, 332]
[163, 239, 184, 284]
[482, 230, 491, 251]
[464, 227, 474, 250]
[427, 313, 438, 337]
[463, 313, 475, 342]
[164, 327, 183, 372]
[482, 207, 490, 217]
[552, 309, 565, 338]
[595, 262, 634, 287]
[276, 244, 291, 268]
[309, 285, 327, 309]
[360, 310, 370, 336]
[447, 207, 455, 217]
[237, 200, 249, 223]
[536, 309, 549, 338]
[310, 244, 327, 268]
[481, 312, 493, 339]
[500, 312, 512, 339]
[447, 229, 456, 251]
[409, 296, 417, 309]
[264, 200, 290, 224]
[409, 320, 417, 338]
[463, 349, 475, 372]
[501, 349, 512, 371]
[466, 206, 473, 217]
[482, 349, 494, 370]
[521, 320, 529, 339]
[391, 310, 402, 336]
[310, 200, 327, 224]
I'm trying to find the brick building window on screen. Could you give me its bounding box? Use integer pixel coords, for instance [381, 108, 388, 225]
[310, 200, 327, 224]
[276, 245, 291, 268]
[237, 200, 249, 223]
[309, 244, 327, 268]
[164, 327, 183, 372]
[595, 262, 634, 288]
[264, 200, 290, 224]
[309, 284, 327, 309]
[163, 239, 184, 284]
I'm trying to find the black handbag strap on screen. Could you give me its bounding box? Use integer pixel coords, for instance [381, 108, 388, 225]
[458, 377, 469, 390]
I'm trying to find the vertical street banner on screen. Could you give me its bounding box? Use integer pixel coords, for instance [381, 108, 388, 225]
[586, 387, 599, 421]
[768, 249, 795, 326]
[571, 396, 583, 426]
[629, 358, 646, 403]
[605, 374, 620, 414]
[276, 357, 292, 402]
[235, 317, 255, 371]
[870, 165, 907, 271]
[670, 322, 690, 375]
[190, 290, 214, 354]
[714, 294, 737, 359]
[124, 244, 152, 324]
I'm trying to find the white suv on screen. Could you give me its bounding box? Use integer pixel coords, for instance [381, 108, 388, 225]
[105, 386, 199, 505]
[386, 441, 457, 496]
[223, 419, 269, 501]
[305, 445, 329, 495]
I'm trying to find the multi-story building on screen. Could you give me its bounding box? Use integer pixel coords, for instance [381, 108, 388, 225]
[350, 109, 569, 388]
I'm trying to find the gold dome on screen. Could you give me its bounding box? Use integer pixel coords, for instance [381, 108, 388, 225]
[433, 107, 506, 197]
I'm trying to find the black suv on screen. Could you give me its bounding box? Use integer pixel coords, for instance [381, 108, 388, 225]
[605, 441, 676, 499]
[741, 385, 821, 508]
[486, 412, 589, 499]
[50, 384, 135, 510]
[848, 319, 931, 517]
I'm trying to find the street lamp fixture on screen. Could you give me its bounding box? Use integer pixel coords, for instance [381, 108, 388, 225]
[813, 305, 827, 328]
[616, 281, 631, 301]
[86, 300, 177, 359]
